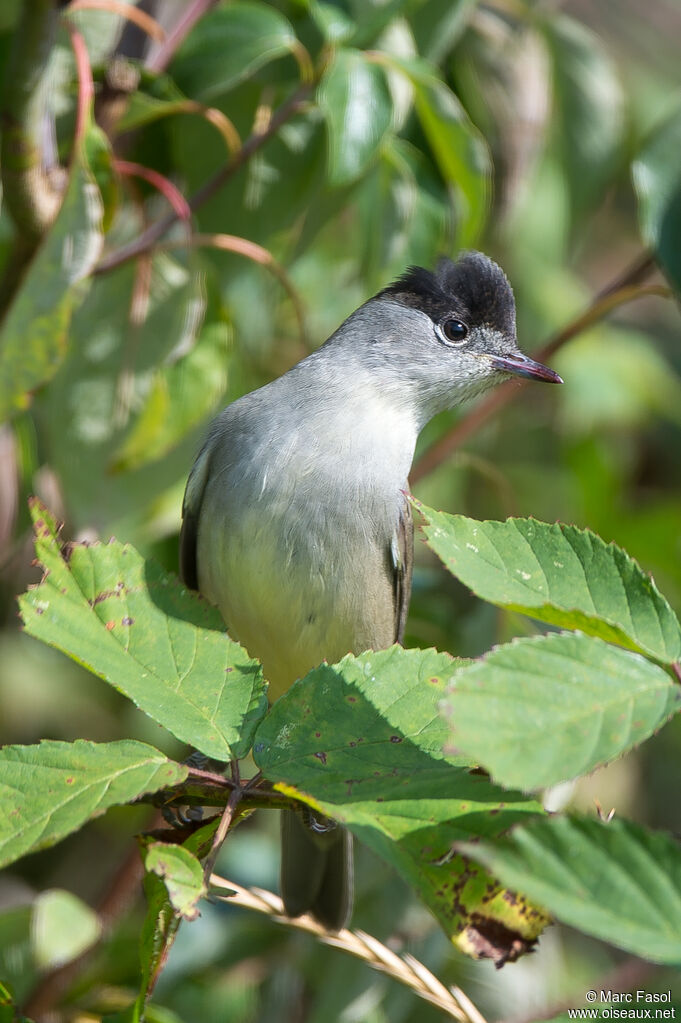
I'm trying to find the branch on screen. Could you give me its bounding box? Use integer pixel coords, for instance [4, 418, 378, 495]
[210, 875, 489, 1023]
[95, 82, 314, 274]
[411, 252, 666, 483]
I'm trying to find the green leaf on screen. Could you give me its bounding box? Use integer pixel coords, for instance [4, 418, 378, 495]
[358, 138, 450, 289]
[0, 128, 104, 422]
[543, 14, 624, 216]
[318, 49, 393, 186]
[111, 322, 231, 472]
[40, 252, 207, 530]
[458, 816, 681, 964]
[305, 1, 355, 44]
[32, 889, 102, 970]
[145, 843, 206, 921]
[377, 55, 490, 245]
[633, 105, 681, 297]
[135, 823, 218, 1022]
[19, 501, 267, 760]
[254, 647, 546, 955]
[170, 2, 298, 102]
[0, 739, 187, 870]
[416, 504, 681, 664]
[443, 632, 681, 790]
[410, 0, 478, 65]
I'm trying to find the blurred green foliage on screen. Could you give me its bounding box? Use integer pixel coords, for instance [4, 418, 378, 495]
[1, 0, 681, 1020]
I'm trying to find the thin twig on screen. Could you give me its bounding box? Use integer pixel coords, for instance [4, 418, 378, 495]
[210, 875, 489, 1023]
[411, 257, 667, 484]
[202, 769, 241, 881]
[95, 82, 313, 274]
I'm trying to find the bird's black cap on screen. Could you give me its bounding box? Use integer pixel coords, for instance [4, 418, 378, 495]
[383, 251, 516, 338]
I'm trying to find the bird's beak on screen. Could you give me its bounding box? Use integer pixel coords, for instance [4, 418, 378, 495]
[489, 351, 563, 384]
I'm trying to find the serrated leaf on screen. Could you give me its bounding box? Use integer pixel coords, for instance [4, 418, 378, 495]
[170, 2, 297, 102]
[0, 128, 104, 422]
[0, 739, 187, 870]
[254, 647, 545, 955]
[318, 48, 393, 185]
[417, 504, 681, 664]
[458, 816, 681, 964]
[633, 105, 681, 297]
[32, 889, 102, 970]
[443, 633, 681, 791]
[135, 823, 218, 1021]
[145, 843, 206, 921]
[543, 14, 624, 217]
[377, 55, 490, 245]
[19, 502, 267, 760]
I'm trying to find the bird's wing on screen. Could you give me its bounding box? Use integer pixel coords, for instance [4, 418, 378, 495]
[179, 442, 213, 591]
[393, 493, 414, 644]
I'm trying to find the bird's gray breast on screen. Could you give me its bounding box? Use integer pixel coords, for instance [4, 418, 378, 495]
[195, 388, 416, 699]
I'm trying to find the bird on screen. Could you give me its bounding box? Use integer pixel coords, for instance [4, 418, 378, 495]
[179, 250, 562, 931]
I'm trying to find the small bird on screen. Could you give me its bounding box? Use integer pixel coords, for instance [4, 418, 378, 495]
[180, 251, 561, 931]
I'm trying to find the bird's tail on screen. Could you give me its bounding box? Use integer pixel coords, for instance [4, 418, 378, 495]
[280, 807, 353, 931]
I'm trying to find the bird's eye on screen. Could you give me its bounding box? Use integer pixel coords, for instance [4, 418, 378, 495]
[439, 319, 468, 345]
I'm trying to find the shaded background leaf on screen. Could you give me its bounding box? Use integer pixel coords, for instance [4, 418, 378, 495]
[633, 105, 681, 297]
[317, 48, 393, 185]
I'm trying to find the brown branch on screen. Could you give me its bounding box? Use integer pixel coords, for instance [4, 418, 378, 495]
[95, 82, 314, 275]
[411, 252, 665, 484]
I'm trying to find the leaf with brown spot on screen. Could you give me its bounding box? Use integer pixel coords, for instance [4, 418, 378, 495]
[0, 739, 187, 869]
[19, 502, 267, 760]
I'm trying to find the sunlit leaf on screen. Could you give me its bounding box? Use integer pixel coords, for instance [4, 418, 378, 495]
[19, 502, 267, 760]
[633, 105, 681, 296]
[458, 816, 681, 964]
[416, 503, 681, 663]
[317, 48, 393, 185]
[145, 843, 206, 921]
[442, 632, 681, 790]
[0, 739, 187, 870]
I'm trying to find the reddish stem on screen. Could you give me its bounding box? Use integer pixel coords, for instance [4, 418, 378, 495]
[65, 23, 94, 150]
[114, 159, 191, 221]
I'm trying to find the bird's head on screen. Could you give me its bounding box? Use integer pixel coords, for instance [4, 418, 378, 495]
[342, 251, 562, 422]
